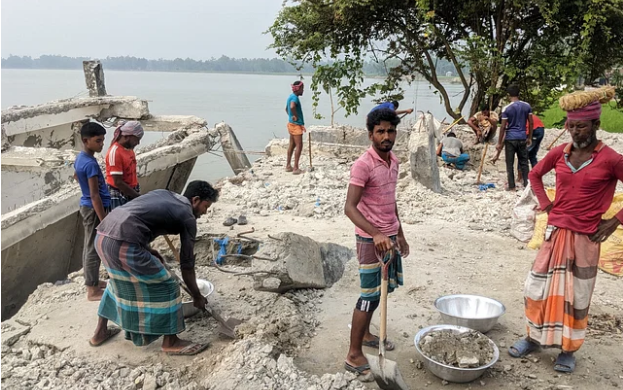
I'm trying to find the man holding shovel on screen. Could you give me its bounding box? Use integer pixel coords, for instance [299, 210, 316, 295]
[88, 181, 219, 355]
[343, 108, 410, 377]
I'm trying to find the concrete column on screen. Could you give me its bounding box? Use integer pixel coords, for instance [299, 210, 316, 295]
[408, 112, 442, 193]
[83, 61, 107, 97]
[216, 122, 252, 175]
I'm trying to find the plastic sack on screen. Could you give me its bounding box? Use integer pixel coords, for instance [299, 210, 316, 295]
[527, 188, 557, 250]
[598, 194, 623, 276]
[511, 183, 539, 242]
[527, 191, 623, 277]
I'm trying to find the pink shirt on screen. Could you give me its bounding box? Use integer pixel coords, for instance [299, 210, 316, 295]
[349, 147, 400, 238]
[529, 141, 623, 235]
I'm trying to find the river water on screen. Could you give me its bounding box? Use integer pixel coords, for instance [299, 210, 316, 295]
[1, 69, 467, 182]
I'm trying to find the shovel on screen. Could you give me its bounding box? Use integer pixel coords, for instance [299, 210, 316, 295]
[365, 249, 410, 390]
[163, 238, 242, 339]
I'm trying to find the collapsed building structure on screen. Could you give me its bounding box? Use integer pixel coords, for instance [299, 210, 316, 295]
[0, 62, 250, 320]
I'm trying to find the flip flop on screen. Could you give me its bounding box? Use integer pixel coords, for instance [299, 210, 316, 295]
[285, 167, 294, 172]
[164, 342, 209, 356]
[292, 169, 304, 175]
[344, 361, 370, 375]
[89, 327, 121, 347]
[237, 215, 248, 225]
[223, 217, 237, 227]
[508, 339, 539, 358]
[362, 335, 395, 351]
[554, 352, 576, 373]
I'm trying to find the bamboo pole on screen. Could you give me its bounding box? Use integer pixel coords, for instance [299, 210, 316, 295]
[546, 128, 567, 150]
[442, 116, 464, 134]
[476, 143, 489, 184]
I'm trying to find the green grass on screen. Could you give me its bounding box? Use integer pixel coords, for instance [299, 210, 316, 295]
[540, 102, 623, 133]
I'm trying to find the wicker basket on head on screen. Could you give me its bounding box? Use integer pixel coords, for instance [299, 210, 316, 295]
[559, 86, 615, 111]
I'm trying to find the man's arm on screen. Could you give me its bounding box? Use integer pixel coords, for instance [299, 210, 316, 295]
[467, 116, 480, 132]
[496, 119, 508, 151]
[527, 147, 559, 211]
[87, 176, 107, 222]
[395, 108, 414, 116]
[344, 184, 393, 252]
[179, 220, 207, 309]
[290, 101, 298, 122]
[394, 204, 409, 257]
[527, 114, 534, 146]
[436, 142, 443, 157]
[590, 156, 623, 242]
[112, 175, 140, 199]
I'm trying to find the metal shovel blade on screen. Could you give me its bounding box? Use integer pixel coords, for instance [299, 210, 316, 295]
[366, 354, 410, 390]
[205, 306, 242, 339]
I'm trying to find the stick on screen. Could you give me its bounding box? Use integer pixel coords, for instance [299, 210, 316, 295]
[308, 132, 314, 171]
[164, 236, 180, 262]
[476, 143, 489, 184]
[546, 128, 567, 150]
[442, 116, 464, 134]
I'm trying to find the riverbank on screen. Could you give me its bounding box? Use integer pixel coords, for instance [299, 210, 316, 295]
[2, 124, 622, 390]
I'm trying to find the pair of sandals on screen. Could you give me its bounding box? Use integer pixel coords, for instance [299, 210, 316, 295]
[223, 216, 247, 227]
[509, 339, 576, 373]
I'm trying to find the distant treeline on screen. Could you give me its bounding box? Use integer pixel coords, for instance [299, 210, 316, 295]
[1, 55, 459, 77]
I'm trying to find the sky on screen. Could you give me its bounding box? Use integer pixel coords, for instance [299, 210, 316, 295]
[1, 0, 284, 60]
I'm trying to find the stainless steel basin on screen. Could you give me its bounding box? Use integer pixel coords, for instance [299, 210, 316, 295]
[434, 294, 506, 333]
[182, 279, 214, 318]
[414, 324, 500, 383]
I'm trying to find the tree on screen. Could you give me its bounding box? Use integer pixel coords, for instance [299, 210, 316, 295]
[268, 0, 623, 120]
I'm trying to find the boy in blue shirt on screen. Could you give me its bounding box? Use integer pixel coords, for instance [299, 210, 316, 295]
[285, 80, 306, 175]
[74, 122, 111, 301]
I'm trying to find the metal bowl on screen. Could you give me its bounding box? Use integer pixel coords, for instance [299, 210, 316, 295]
[434, 294, 506, 333]
[182, 279, 214, 318]
[414, 324, 499, 383]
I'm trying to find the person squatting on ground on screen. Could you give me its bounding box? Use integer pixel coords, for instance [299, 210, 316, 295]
[436, 131, 470, 170]
[468, 105, 499, 143]
[89, 181, 219, 356]
[285, 80, 306, 175]
[496, 85, 533, 190]
[74, 122, 111, 301]
[106, 120, 144, 209]
[343, 108, 410, 377]
[509, 86, 623, 373]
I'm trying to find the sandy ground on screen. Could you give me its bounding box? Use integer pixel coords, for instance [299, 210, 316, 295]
[2, 125, 623, 390]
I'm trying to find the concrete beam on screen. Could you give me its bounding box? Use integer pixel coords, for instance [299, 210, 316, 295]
[83, 60, 107, 97]
[216, 122, 251, 175]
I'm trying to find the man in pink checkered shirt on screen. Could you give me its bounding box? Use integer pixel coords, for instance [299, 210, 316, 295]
[343, 107, 410, 377]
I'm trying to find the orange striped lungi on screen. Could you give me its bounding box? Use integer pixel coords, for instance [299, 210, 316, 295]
[524, 227, 600, 352]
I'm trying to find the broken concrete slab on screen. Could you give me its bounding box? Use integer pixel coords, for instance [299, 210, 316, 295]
[1, 320, 31, 346]
[252, 232, 327, 292]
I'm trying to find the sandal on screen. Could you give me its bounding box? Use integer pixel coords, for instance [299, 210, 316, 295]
[285, 166, 294, 172]
[554, 352, 576, 373]
[164, 342, 209, 356]
[344, 361, 370, 375]
[223, 217, 237, 227]
[89, 327, 121, 347]
[362, 335, 395, 351]
[292, 169, 304, 175]
[508, 339, 539, 358]
[237, 215, 248, 225]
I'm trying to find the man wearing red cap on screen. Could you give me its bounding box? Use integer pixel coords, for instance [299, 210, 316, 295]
[285, 80, 306, 175]
[508, 87, 623, 373]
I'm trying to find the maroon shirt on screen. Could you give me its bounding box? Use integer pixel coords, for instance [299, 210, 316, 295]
[529, 141, 623, 235]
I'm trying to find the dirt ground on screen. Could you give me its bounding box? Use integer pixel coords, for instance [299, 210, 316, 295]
[2, 125, 623, 390]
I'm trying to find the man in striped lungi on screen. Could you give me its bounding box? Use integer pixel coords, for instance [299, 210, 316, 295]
[509, 86, 623, 372]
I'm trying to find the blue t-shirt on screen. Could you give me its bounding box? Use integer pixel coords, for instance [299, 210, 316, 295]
[501, 101, 532, 140]
[75, 151, 111, 208]
[286, 93, 304, 125]
[369, 102, 396, 113]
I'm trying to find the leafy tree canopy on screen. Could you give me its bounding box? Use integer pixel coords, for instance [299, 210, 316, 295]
[269, 0, 623, 119]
